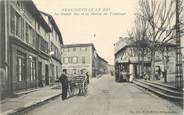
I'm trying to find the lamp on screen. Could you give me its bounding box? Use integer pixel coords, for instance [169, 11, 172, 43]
[49, 51, 54, 56]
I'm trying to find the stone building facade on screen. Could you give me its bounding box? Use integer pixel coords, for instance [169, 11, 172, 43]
[61, 43, 97, 77]
[114, 37, 180, 79]
[0, 0, 63, 98]
[114, 37, 151, 79]
[40, 11, 63, 84]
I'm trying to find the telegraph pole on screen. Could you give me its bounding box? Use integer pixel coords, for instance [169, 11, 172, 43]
[175, 0, 183, 89]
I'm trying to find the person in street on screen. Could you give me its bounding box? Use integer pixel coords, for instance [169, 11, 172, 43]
[86, 72, 90, 84]
[59, 69, 68, 100]
[143, 68, 151, 80]
[155, 66, 161, 80]
[158, 66, 162, 80]
[78, 69, 86, 95]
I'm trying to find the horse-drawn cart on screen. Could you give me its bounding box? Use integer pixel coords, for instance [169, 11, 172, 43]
[68, 75, 88, 96]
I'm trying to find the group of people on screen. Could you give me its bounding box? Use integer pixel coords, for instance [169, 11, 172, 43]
[58, 69, 89, 100]
[143, 66, 166, 80]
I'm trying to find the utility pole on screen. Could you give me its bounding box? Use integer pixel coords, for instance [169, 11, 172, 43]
[175, 0, 183, 89]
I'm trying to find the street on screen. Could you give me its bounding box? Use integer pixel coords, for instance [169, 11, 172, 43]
[25, 74, 182, 115]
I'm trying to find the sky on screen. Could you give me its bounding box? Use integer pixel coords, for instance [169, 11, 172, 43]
[33, 0, 138, 65]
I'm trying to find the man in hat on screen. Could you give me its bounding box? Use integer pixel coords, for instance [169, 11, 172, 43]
[59, 69, 68, 100]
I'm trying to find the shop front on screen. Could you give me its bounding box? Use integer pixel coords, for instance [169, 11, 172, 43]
[10, 39, 39, 93]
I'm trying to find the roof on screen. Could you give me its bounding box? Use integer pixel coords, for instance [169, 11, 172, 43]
[39, 11, 63, 44]
[61, 43, 96, 51]
[23, 1, 51, 32]
[97, 54, 108, 63]
[114, 45, 131, 57]
[114, 40, 177, 56]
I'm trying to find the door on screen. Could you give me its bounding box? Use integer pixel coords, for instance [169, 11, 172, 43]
[45, 64, 49, 85]
[15, 51, 27, 91]
[134, 64, 138, 78]
[38, 62, 42, 87]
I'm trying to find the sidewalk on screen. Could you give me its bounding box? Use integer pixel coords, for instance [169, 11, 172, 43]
[154, 73, 180, 88]
[0, 84, 62, 115]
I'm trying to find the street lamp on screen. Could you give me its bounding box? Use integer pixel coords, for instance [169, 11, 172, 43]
[49, 51, 54, 56]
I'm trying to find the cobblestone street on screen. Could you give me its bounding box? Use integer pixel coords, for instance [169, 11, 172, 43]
[25, 74, 182, 115]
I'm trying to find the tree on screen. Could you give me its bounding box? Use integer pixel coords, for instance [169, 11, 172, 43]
[178, 0, 184, 36]
[137, 0, 176, 79]
[127, 15, 150, 79]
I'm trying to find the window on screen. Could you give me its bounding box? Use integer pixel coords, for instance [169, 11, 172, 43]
[21, 18, 24, 40]
[51, 43, 59, 58]
[56, 66, 58, 79]
[32, 30, 36, 47]
[16, 1, 21, 7]
[72, 57, 78, 64]
[80, 47, 86, 51]
[35, 34, 39, 49]
[16, 1, 23, 9]
[15, 12, 21, 37]
[30, 57, 36, 81]
[26, 23, 29, 43]
[52, 28, 54, 37]
[63, 57, 69, 64]
[16, 51, 26, 82]
[55, 48, 59, 58]
[10, 7, 24, 40]
[29, 27, 33, 45]
[38, 24, 40, 32]
[10, 7, 15, 34]
[69, 48, 72, 52]
[30, 61, 33, 80]
[73, 48, 76, 51]
[63, 48, 69, 52]
[51, 42, 54, 52]
[40, 37, 48, 53]
[82, 56, 86, 64]
[17, 58, 22, 81]
[50, 64, 55, 78]
[55, 32, 58, 41]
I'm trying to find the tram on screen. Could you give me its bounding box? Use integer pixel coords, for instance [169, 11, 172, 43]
[115, 62, 130, 82]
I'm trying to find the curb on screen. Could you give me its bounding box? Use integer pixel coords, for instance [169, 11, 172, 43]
[132, 80, 183, 105]
[14, 89, 39, 97]
[3, 93, 62, 115]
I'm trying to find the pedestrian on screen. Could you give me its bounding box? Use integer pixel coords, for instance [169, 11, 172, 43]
[155, 66, 161, 80]
[86, 72, 90, 84]
[78, 69, 86, 95]
[59, 69, 68, 100]
[157, 66, 161, 80]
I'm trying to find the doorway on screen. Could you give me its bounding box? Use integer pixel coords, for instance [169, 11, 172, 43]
[45, 64, 49, 85]
[38, 62, 42, 87]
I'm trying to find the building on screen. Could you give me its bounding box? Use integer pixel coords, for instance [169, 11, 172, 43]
[114, 37, 129, 53]
[114, 37, 151, 79]
[106, 64, 114, 74]
[0, 0, 63, 98]
[154, 48, 176, 74]
[96, 55, 109, 74]
[40, 11, 63, 84]
[114, 37, 178, 79]
[61, 43, 100, 77]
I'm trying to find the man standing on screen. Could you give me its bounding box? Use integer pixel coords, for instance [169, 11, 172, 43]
[59, 69, 68, 100]
[86, 72, 90, 84]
